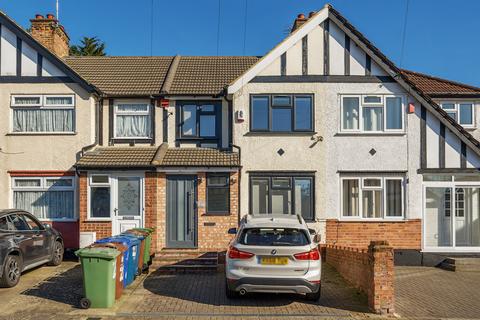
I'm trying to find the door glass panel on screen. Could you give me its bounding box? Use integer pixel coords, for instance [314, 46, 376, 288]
[117, 177, 140, 216]
[456, 187, 480, 247]
[425, 187, 452, 247]
[22, 214, 41, 231]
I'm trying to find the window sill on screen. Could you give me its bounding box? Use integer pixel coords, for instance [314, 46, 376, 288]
[245, 131, 317, 137]
[335, 132, 406, 137]
[6, 132, 77, 136]
[85, 218, 112, 222]
[204, 212, 231, 216]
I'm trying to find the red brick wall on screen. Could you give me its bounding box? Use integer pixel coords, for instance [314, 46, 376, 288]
[326, 241, 395, 314]
[78, 172, 112, 241]
[30, 17, 69, 57]
[325, 219, 421, 249]
[145, 172, 158, 253]
[155, 171, 238, 252]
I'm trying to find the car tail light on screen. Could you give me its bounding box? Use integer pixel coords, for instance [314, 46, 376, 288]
[294, 248, 320, 260]
[228, 246, 254, 259]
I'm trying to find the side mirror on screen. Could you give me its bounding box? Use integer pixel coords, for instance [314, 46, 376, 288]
[43, 223, 51, 229]
[227, 227, 237, 235]
[313, 234, 321, 244]
[308, 228, 316, 235]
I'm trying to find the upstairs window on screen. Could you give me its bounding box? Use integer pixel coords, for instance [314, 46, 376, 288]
[114, 102, 152, 138]
[441, 102, 474, 127]
[341, 95, 404, 133]
[11, 94, 75, 133]
[250, 94, 313, 132]
[177, 101, 220, 143]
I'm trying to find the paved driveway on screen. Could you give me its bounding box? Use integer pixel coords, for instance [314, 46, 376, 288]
[395, 266, 480, 319]
[0, 262, 371, 320]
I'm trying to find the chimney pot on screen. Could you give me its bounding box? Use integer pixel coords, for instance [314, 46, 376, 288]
[297, 13, 305, 19]
[308, 11, 316, 18]
[35, 14, 44, 20]
[30, 14, 69, 57]
[46, 13, 55, 20]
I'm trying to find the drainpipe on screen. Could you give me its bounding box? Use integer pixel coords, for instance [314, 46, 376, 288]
[231, 144, 242, 226]
[75, 97, 101, 176]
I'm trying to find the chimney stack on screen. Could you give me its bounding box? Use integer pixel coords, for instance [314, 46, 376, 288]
[290, 11, 317, 33]
[30, 13, 69, 57]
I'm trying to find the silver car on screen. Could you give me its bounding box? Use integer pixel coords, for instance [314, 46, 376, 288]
[225, 214, 321, 301]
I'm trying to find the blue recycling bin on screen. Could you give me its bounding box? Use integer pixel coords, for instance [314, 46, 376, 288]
[96, 236, 140, 287]
[121, 232, 146, 274]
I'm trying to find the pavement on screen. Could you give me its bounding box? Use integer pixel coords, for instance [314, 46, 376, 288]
[0, 260, 479, 319]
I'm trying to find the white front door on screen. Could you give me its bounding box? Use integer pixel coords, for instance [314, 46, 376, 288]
[112, 175, 144, 235]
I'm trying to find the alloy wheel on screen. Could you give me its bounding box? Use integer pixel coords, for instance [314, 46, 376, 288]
[7, 259, 20, 283]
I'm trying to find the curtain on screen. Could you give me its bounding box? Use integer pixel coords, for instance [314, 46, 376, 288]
[362, 190, 383, 218]
[13, 191, 74, 219]
[15, 179, 41, 187]
[13, 109, 74, 132]
[116, 115, 150, 137]
[15, 97, 41, 105]
[342, 179, 359, 216]
[363, 107, 383, 131]
[386, 97, 402, 129]
[342, 97, 359, 130]
[45, 97, 73, 105]
[386, 180, 402, 217]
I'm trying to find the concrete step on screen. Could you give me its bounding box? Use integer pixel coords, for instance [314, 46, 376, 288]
[440, 257, 480, 272]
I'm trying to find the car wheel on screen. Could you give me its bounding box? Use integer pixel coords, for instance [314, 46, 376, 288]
[225, 281, 238, 299]
[0, 255, 21, 288]
[305, 285, 321, 301]
[48, 241, 64, 266]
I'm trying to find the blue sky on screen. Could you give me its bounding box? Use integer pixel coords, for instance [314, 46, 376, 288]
[1, 0, 480, 86]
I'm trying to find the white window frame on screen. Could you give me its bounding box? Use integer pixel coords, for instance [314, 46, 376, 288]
[87, 174, 113, 221]
[362, 95, 383, 105]
[440, 101, 475, 128]
[113, 100, 152, 139]
[11, 95, 43, 107]
[340, 94, 405, 133]
[10, 94, 76, 134]
[340, 176, 405, 220]
[11, 176, 77, 221]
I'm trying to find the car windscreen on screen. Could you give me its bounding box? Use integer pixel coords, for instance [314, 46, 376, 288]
[238, 228, 310, 246]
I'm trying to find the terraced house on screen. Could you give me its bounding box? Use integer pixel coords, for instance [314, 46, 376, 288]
[1, 4, 480, 260]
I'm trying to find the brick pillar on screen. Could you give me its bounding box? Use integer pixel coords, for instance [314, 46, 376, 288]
[145, 172, 158, 253]
[156, 173, 166, 251]
[368, 240, 395, 315]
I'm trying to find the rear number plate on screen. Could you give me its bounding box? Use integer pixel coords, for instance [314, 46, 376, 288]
[260, 257, 288, 265]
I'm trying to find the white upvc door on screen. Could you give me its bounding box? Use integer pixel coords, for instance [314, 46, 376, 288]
[112, 174, 144, 235]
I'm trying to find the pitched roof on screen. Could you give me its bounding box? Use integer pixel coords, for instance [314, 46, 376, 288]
[76, 145, 240, 168]
[76, 147, 158, 168]
[65, 56, 259, 97]
[157, 148, 240, 167]
[167, 56, 259, 95]
[401, 69, 480, 96]
[64, 56, 174, 96]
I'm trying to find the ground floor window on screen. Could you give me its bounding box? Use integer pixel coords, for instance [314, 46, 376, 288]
[89, 174, 111, 218]
[12, 176, 75, 220]
[341, 176, 403, 219]
[206, 173, 230, 214]
[424, 175, 480, 248]
[249, 174, 314, 221]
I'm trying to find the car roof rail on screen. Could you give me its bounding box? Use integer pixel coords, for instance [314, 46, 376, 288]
[296, 214, 303, 224]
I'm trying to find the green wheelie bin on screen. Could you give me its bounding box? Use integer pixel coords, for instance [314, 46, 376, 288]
[75, 247, 120, 309]
[129, 227, 154, 265]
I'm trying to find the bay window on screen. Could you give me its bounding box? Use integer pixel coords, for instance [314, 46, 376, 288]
[341, 95, 404, 133]
[250, 174, 314, 221]
[341, 176, 404, 219]
[12, 176, 75, 220]
[250, 94, 313, 132]
[114, 102, 152, 138]
[11, 94, 75, 133]
[440, 102, 475, 127]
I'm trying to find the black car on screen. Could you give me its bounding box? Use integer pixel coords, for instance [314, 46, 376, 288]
[0, 209, 64, 288]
